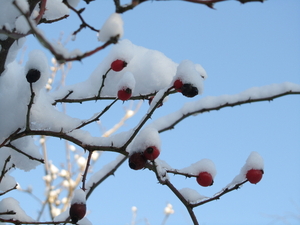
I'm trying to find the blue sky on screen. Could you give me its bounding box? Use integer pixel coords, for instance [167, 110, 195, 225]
[9, 1, 300, 225]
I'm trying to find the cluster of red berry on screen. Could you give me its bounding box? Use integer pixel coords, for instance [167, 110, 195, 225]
[128, 146, 160, 170]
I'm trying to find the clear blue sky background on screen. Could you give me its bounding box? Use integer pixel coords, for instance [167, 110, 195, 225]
[9, 1, 300, 225]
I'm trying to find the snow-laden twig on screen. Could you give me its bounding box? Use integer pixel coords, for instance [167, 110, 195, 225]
[154, 83, 300, 133]
[0, 156, 12, 183]
[5, 143, 44, 164]
[13, 0, 118, 63]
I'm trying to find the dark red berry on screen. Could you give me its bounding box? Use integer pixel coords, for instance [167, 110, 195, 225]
[143, 146, 160, 161]
[111, 59, 127, 72]
[118, 87, 132, 101]
[173, 79, 183, 92]
[246, 169, 263, 184]
[181, 83, 198, 98]
[69, 203, 86, 224]
[196, 172, 213, 187]
[26, 69, 41, 83]
[129, 152, 147, 170]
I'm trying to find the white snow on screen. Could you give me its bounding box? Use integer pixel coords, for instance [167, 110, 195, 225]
[15, 15, 31, 34]
[0, 197, 35, 222]
[128, 127, 161, 154]
[179, 188, 207, 203]
[98, 13, 124, 42]
[67, 0, 81, 8]
[41, 0, 70, 21]
[180, 158, 217, 178]
[0, 175, 16, 192]
[117, 71, 136, 91]
[71, 189, 86, 204]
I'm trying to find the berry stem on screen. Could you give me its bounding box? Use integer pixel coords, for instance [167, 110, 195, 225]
[26, 83, 35, 131]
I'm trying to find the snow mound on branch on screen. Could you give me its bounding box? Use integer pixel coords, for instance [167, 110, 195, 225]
[180, 158, 217, 178]
[117, 71, 136, 91]
[41, 0, 70, 21]
[51, 39, 198, 100]
[98, 13, 124, 42]
[0, 198, 35, 222]
[179, 188, 207, 203]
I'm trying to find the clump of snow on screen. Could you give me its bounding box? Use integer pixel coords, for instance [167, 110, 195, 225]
[50, 40, 178, 100]
[41, 0, 70, 21]
[128, 127, 161, 154]
[0, 175, 16, 192]
[227, 151, 264, 187]
[71, 189, 86, 205]
[172, 60, 205, 94]
[117, 71, 136, 91]
[15, 15, 31, 34]
[15, 0, 29, 12]
[179, 188, 207, 203]
[67, 0, 80, 8]
[98, 13, 124, 42]
[180, 158, 217, 178]
[0, 197, 35, 222]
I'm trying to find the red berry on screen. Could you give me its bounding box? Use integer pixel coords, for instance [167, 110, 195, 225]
[143, 146, 160, 161]
[111, 59, 127, 72]
[246, 169, 263, 184]
[118, 87, 132, 101]
[129, 152, 147, 170]
[26, 69, 41, 83]
[173, 79, 183, 92]
[69, 203, 86, 224]
[196, 172, 213, 187]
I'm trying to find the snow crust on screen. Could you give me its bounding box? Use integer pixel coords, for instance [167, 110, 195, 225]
[0, 198, 35, 222]
[117, 71, 136, 91]
[41, 0, 70, 21]
[98, 13, 124, 42]
[179, 188, 207, 203]
[71, 189, 86, 204]
[180, 158, 217, 178]
[128, 127, 161, 154]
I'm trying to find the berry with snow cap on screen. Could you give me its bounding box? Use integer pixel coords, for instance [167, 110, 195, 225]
[143, 146, 160, 161]
[111, 59, 127, 72]
[118, 87, 132, 101]
[26, 69, 41, 83]
[196, 171, 214, 187]
[69, 203, 86, 224]
[129, 152, 147, 170]
[246, 169, 264, 184]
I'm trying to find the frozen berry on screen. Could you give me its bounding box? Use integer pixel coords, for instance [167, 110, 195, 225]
[69, 203, 86, 224]
[246, 169, 263, 184]
[148, 96, 163, 108]
[111, 59, 127, 72]
[129, 152, 147, 170]
[26, 69, 41, 83]
[173, 79, 183, 92]
[196, 172, 213, 187]
[118, 88, 132, 101]
[181, 83, 198, 98]
[143, 146, 160, 161]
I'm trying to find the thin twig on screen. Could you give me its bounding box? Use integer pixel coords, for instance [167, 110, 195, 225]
[5, 143, 44, 163]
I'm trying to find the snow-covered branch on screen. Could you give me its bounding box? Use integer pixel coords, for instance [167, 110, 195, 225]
[151, 83, 300, 133]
